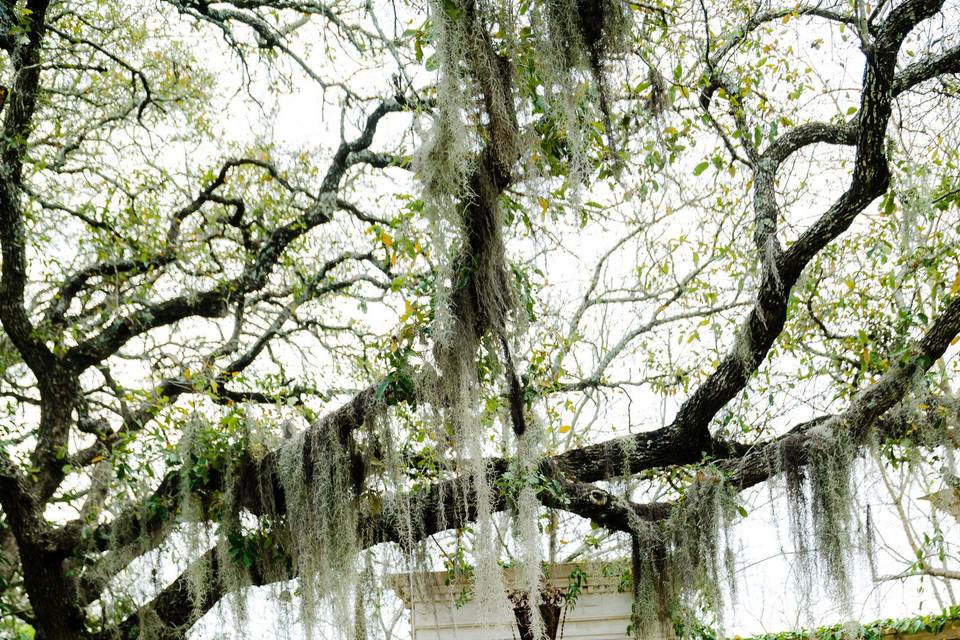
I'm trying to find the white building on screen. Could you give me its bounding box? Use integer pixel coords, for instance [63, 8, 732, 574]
[391, 562, 649, 640]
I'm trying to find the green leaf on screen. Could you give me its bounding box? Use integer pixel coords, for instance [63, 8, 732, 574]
[374, 372, 395, 402]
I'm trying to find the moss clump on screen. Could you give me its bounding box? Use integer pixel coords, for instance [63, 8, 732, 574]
[177, 414, 217, 615]
[215, 463, 249, 627]
[781, 437, 816, 620]
[628, 467, 740, 639]
[777, 422, 858, 616]
[275, 422, 362, 636]
[667, 467, 739, 636]
[629, 519, 672, 638]
[807, 424, 857, 607]
[511, 426, 547, 639]
[536, 0, 632, 167]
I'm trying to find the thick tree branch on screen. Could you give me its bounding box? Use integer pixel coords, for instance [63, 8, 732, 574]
[111, 290, 959, 634]
[92, 282, 959, 635]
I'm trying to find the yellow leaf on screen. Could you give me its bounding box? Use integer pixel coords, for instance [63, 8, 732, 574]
[91, 455, 106, 464]
[558, 424, 572, 434]
[400, 300, 414, 322]
[538, 196, 549, 217]
[951, 271, 960, 294]
[845, 278, 855, 291]
[951, 335, 960, 346]
[380, 230, 394, 248]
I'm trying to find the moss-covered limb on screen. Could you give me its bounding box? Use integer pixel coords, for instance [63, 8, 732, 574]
[537, 472, 672, 529]
[72, 388, 386, 609]
[90, 543, 292, 640]
[430, 5, 521, 383]
[555, 0, 948, 478]
[73, 367, 411, 608]
[302, 334, 956, 537]
[550, 421, 720, 483]
[93, 286, 959, 570]
[94, 293, 960, 633]
[100, 389, 954, 637]
[721, 294, 960, 494]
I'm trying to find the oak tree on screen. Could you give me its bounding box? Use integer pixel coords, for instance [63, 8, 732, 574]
[0, 0, 959, 638]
